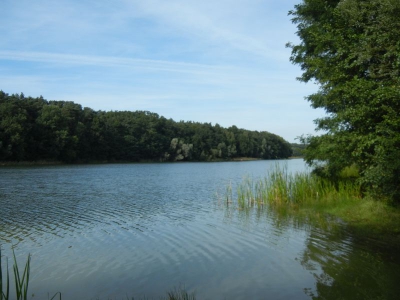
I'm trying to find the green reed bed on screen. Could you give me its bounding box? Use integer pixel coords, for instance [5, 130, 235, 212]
[234, 166, 361, 210]
[227, 165, 400, 241]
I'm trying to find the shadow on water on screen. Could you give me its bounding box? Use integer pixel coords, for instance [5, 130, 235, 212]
[221, 202, 400, 300]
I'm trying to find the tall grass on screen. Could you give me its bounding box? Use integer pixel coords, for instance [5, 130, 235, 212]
[0, 247, 61, 300]
[233, 165, 361, 210]
[0, 248, 31, 300]
[1, 246, 196, 300]
[228, 165, 400, 242]
[0, 247, 9, 300]
[165, 287, 196, 300]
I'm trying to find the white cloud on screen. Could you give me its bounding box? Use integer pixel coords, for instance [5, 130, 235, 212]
[125, 0, 294, 61]
[0, 0, 322, 143]
[0, 51, 229, 73]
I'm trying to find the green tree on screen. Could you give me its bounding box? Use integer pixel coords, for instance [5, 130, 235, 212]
[0, 91, 294, 163]
[0, 94, 29, 160]
[36, 104, 70, 160]
[287, 0, 400, 201]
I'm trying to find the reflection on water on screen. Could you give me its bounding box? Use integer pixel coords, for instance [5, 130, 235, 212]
[300, 222, 400, 300]
[223, 200, 400, 300]
[1, 160, 399, 299]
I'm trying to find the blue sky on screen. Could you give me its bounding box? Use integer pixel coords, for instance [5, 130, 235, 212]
[0, 0, 324, 143]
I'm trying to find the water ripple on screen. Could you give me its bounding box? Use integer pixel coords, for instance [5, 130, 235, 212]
[1, 161, 398, 300]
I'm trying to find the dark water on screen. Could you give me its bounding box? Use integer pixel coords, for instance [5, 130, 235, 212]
[0, 159, 399, 299]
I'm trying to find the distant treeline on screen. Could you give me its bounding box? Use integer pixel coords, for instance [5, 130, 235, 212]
[0, 91, 292, 163]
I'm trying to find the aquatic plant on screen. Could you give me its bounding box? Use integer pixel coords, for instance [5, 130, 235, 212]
[232, 165, 361, 209]
[0, 247, 9, 300]
[223, 165, 400, 241]
[165, 287, 196, 300]
[0, 247, 30, 300]
[1, 247, 196, 300]
[0, 247, 61, 300]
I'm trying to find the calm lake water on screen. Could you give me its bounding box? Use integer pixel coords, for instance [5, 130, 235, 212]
[1, 159, 399, 299]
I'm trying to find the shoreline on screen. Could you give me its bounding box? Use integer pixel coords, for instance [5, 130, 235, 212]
[0, 157, 298, 167]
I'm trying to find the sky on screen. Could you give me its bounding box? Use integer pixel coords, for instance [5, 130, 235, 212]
[0, 0, 325, 143]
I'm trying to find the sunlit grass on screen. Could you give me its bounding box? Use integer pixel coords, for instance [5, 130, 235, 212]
[224, 165, 400, 241]
[324, 197, 400, 237]
[234, 165, 361, 209]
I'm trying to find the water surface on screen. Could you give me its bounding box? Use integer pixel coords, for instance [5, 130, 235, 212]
[1, 159, 399, 299]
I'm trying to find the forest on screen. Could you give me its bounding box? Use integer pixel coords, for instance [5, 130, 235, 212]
[0, 91, 292, 163]
[288, 0, 400, 202]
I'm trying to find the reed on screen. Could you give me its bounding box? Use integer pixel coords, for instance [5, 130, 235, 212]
[0, 248, 61, 300]
[0, 247, 10, 300]
[165, 287, 196, 300]
[0, 248, 31, 300]
[224, 166, 400, 240]
[0, 248, 196, 300]
[233, 165, 361, 209]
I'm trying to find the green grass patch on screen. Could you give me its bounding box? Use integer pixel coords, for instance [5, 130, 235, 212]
[225, 165, 400, 242]
[323, 197, 400, 238]
[234, 165, 361, 208]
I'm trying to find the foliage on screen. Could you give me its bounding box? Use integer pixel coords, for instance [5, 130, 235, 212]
[287, 0, 400, 202]
[290, 143, 306, 157]
[0, 91, 292, 163]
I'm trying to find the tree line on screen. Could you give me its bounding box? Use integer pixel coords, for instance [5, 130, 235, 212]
[0, 91, 292, 163]
[288, 0, 400, 202]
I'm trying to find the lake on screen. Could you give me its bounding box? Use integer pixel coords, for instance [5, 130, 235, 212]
[1, 159, 399, 299]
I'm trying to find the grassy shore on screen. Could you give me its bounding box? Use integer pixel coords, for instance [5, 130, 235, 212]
[224, 165, 400, 243]
[320, 196, 400, 240]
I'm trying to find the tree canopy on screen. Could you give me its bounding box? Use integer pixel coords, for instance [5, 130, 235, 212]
[0, 91, 292, 163]
[287, 0, 400, 201]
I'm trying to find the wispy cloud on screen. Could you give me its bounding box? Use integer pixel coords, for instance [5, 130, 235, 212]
[0, 0, 323, 142]
[127, 0, 293, 61]
[0, 50, 299, 91]
[0, 51, 230, 74]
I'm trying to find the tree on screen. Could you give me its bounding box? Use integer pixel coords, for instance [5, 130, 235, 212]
[0, 91, 293, 163]
[0, 94, 29, 160]
[287, 0, 400, 201]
